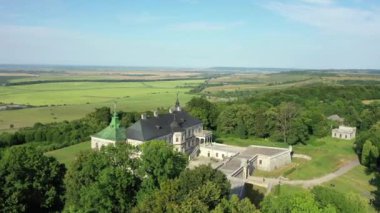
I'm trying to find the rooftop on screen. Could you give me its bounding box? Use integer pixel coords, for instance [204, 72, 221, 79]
[127, 110, 202, 141]
[92, 112, 127, 142]
[333, 125, 356, 134]
[327, 114, 344, 122]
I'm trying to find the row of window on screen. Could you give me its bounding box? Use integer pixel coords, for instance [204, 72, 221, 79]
[333, 133, 351, 139]
[205, 151, 225, 159]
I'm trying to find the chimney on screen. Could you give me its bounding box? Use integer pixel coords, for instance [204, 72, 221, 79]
[141, 113, 147, 120]
[153, 110, 158, 117]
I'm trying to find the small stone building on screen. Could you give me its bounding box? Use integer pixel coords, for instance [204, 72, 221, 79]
[91, 112, 126, 150]
[332, 125, 356, 140]
[199, 143, 292, 172]
[327, 114, 344, 123]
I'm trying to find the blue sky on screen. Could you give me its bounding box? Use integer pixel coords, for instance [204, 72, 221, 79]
[0, 0, 379, 68]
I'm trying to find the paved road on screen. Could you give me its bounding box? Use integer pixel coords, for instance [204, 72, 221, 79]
[247, 159, 360, 189]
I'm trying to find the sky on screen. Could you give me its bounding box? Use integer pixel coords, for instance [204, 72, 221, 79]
[0, 0, 380, 69]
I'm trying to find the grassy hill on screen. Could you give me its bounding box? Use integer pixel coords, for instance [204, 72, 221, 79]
[45, 141, 91, 166]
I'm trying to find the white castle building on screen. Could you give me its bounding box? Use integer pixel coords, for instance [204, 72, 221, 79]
[91, 97, 212, 154]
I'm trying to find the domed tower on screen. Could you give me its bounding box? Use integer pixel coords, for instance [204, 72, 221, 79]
[91, 111, 126, 150]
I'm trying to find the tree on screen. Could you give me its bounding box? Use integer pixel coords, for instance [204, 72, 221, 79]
[140, 140, 188, 188]
[312, 186, 368, 213]
[177, 165, 231, 203]
[135, 165, 233, 212]
[236, 119, 248, 139]
[217, 105, 254, 135]
[276, 102, 298, 144]
[212, 195, 256, 213]
[252, 106, 274, 138]
[287, 117, 310, 145]
[261, 192, 323, 213]
[120, 111, 140, 127]
[77, 167, 141, 212]
[186, 97, 219, 130]
[64, 143, 141, 212]
[361, 140, 379, 170]
[0, 146, 66, 212]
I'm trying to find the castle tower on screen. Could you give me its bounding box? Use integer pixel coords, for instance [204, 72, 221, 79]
[175, 92, 181, 111]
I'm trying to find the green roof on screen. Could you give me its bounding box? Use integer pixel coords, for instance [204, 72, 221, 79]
[92, 112, 126, 142]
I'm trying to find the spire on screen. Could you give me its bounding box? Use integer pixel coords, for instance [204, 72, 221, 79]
[113, 102, 117, 116]
[175, 92, 181, 111]
[110, 102, 119, 128]
[110, 112, 120, 128]
[175, 92, 180, 108]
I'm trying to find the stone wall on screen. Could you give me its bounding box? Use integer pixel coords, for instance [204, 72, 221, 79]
[199, 146, 238, 160]
[256, 151, 291, 171]
[91, 137, 116, 150]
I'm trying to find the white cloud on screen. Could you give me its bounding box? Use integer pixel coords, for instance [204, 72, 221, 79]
[265, 1, 380, 36]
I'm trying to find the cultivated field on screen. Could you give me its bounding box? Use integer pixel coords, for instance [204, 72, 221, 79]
[203, 72, 380, 94]
[0, 79, 203, 132]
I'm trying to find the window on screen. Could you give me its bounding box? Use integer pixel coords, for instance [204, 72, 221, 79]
[259, 160, 262, 165]
[334, 133, 336, 137]
[216, 152, 219, 157]
[176, 137, 178, 142]
[222, 154, 225, 158]
[345, 135, 347, 139]
[340, 134, 342, 138]
[208, 152, 210, 157]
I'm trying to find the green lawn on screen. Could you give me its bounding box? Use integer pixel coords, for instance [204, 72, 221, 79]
[0, 80, 203, 132]
[219, 136, 357, 180]
[322, 165, 377, 212]
[288, 137, 357, 180]
[45, 141, 91, 166]
[323, 165, 375, 199]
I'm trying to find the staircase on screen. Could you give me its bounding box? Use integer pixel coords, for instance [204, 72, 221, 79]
[188, 145, 200, 161]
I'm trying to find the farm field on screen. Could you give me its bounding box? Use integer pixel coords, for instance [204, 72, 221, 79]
[1, 70, 203, 83]
[0, 79, 203, 132]
[203, 72, 380, 94]
[45, 141, 91, 166]
[0, 80, 203, 106]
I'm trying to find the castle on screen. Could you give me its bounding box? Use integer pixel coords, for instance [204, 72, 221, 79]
[90, 97, 292, 173]
[91, 97, 212, 153]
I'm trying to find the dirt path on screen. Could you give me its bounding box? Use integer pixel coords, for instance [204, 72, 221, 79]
[247, 159, 360, 189]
